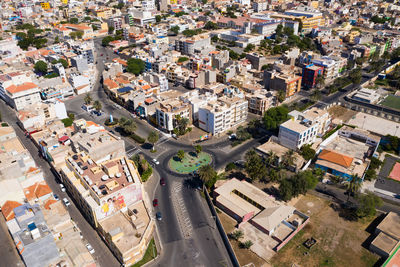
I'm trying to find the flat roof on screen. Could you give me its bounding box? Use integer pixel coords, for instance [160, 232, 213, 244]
[346, 112, 400, 138]
[378, 212, 400, 240]
[371, 231, 399, 254]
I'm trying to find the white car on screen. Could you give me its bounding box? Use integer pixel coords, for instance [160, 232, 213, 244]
[152, 158, 160, 165]
[86, 243, 95, 254]
[60, 183, 66, 192]
[63, 198, 71, 207]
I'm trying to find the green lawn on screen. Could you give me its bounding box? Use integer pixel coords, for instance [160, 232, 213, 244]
[131, 238, 157, 267]
[380, 95, 400, 110]
[169, 152, 212, 174]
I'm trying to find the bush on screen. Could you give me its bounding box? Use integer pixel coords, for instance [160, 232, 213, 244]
[1, 122, 8, 127]
[141, 166, 153, 182]
[104, 117, 118, 126]
[61, 118, 73, 127]
[225, 162, 236, 172]
[131, 133, 145, 144]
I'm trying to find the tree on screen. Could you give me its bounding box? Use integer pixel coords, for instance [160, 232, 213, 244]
[54, 36, 59, 43]
[240, 240, 253, 249]
[245, 150, 268, 181]
[147, 131, 159, 151]
[236, 126, 251, 141]
[198, 165, 217, 188]
[349, 68, 362, 85]
[229, 230, 243, 241]
[58, 58, 68, 68]
[93, 100, 102, 111]
[202, 0, 207, 4]
[119, 117, 137, 135]
[316, 75, 325, 89]
[194, 145, 202, 156]
[300, 145, 316, 161]
[243, 44, 255, 52]
[127, 58, 145, 75]
[178, 57, 189, 63]
[177, 150, 185, 161]
[204, 21, 218, 30]
[69, 17, 79, 24]
[261, 64, 273, 71]
[34, 60, 48, 74]
[277, 90, 286, 103]
[281, 150, 295, 168]
[170, 26, 180, 35]
[311, 90, 321, 101]
[108, 26, 115, 34]
[155, 15, 162, 23]
[279, 179, 293, 201]
[364, 169, 377, 181]
[346, 175, 361, 202]
[174, 115, 189, 135]
[84, 93, 92, 105]
[75, 31, 83, 39]
[263, 106, 289, 132]
[356, 192, 383, 218]
[275, 24, 283, 37]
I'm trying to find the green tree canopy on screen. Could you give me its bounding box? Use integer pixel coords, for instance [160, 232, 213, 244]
[34, 60, 48, 74]
[262, 106, 289, 132]
[177, 150, 185, 161]
[84, 93, 92, 105]
[300, 144, 316, 161]
[198, 164, 217, 189]
[356, 192, 383, 218]
[127, 58, 145, 75]
[147, 131, 159, 150]
[245, 150, 268, 181]
[93, 100, 102, 111]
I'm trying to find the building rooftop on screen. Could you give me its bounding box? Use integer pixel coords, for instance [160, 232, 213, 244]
[5, 82, 38, 94]
[371, 231, 399, 255]
[318, 149, 353, 168]
[378, 212, 400, 240]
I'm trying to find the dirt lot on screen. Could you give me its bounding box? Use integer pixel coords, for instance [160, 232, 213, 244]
[271, 194, 379, 267]
[218, 211, 269, 267]
[328, 105, 358, 123]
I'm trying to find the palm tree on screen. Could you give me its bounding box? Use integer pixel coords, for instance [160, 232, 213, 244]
[93, 100, 102, 111]
[282, 150, 295, 168]
[84, 93, 92, 105]
[147, 131, 159, 152]
[177, 150, 185, 161]
[194, 145, 202, 156]
[198, 165, 216, 185]
[346, 174, 361, 202]
[316, 75, 325, 89]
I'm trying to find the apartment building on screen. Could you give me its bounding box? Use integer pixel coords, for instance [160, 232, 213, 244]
[311, 56, 339, 81]
[278, 107, 331, 150]
[5, 82, 41, 111]
[94, 8, 113, 19]
[282, 7, 325, 32]
[59, 153, 154, 265]
[302, 63, 324, 89]
[246, 92, 273, 115]
[108, 17, 124, 31]
[198, 96, 248, 135]
[175, 34, 212, 56]
[156, 99, 192, 132]
[264, 69, 302, 98]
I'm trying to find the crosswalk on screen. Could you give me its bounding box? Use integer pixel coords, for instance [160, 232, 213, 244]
[126, 147, 141, 158]
[171, 181, 193, 239]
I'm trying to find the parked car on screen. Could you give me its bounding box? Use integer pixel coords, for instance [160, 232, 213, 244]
[86, 243, 95, 254]
[63, 198, 71, 207]
[53, 194, 59, 201]
[160, 177, 166, 186]
[60, 183, 66, 192]
[152, 158, 160, 165]
[153, 199, 158, 207]
[156, 211, 162, 221]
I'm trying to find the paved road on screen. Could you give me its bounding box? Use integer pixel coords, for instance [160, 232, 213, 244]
[0, 100, 120, 267]
[375, 155, 400, 195]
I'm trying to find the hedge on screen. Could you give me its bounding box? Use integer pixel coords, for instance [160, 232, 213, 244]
[131, 133, 145, 144]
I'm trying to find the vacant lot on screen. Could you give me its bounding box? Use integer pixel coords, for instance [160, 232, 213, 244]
[380, 95, 400, 110]
[328, 105, 358, 122]
[271, 194, 379, 267]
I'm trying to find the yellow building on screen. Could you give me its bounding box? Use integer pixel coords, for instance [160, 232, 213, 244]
[40, 2, 51, 9]
[94, 8, 113, 19]
[61, 0, 68, 4]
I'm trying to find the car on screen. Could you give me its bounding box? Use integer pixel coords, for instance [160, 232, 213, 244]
[63, 198, 71, 207]
[152, 158, 160, 165]
[160, 177, 166, 186]
[53, 194, 59, 201]
[153, 199, 158, 207]
[79, 232, 83, 239]
[156, 211, 162, 221]
[86, 243, 95, 254]
[60, 183, 66, 192]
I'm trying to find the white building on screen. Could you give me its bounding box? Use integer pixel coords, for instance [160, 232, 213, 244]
[156, 99, 191, 133]
[198, 96, 248, 135]
[311, 56, 339, 81]
[278, 108, 331, 150]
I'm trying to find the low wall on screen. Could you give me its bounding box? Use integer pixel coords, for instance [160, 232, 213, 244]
[275, 217, 310, 251]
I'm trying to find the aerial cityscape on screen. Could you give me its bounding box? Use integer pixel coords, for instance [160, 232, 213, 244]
[0, 0, 399, 266]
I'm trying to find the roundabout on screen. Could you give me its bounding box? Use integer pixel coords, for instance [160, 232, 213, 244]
[168, 151, 212, 174]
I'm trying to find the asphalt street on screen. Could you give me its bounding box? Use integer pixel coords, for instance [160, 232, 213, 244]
[0, 214, 24, 267]
[0, 100, 120, 267]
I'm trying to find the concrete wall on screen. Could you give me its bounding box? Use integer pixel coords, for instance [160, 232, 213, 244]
[275, 216, 310, 251]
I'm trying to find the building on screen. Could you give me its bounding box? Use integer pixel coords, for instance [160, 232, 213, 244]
[6, 203, 60, 267]
[315, 126, 380, 179]
[278, 107, 331, 150]
[246, 91, 272, 115]
[302, 63, 324, 89]
[4, 82, 41, 111]
[108, 17, 124, 31]
[282, 6, 325, 32]
[351, 88, 381, 104]
[214, 178, 309, 251]
[59, 153, 154, 265]
[311, 57, 339, 81]
[156, 99, 192, 133]
[175, 34, 212, 56]
[264, 69, 302, 98]
[198, 96, 248, 135]
[370, 212, 400, 258]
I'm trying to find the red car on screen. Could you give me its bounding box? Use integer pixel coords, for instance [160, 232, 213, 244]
[160, 178, 166, 186]
[100, 53, 103, 56]
[153, 199, 158, 207]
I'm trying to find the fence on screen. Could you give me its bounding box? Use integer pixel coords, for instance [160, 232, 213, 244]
[203, 187, 240, 267]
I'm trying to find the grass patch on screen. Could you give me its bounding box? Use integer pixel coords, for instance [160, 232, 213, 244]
[131, 238, 157, 267]
[380, 95, 400, 110]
